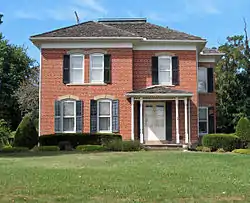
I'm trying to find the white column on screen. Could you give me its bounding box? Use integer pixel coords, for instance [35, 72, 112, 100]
[131, 97, 134, 141]
[175, 97, 180, 144]
[139, 98, 144, 144]
[184, 98, 189, 144]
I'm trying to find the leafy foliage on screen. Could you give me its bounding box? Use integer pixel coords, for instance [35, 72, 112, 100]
[202, 134, 241, 151]
[34, 146, 60, 151]
[14, 114, 38, 149]
[105, 140, 143, 151]
[0, 119, 11, 147]
[76, 145, 105, 152]
[232, 148, 250, 154]
[0, 146, 29, 153]
[235, 117, 250, 141]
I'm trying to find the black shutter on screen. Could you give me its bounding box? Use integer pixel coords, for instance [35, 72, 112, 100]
[104, 54, 111, 84]
[172, 56, 179, 85]
[208, 107, 215, 134]
[55, 100, 61, 133]
[90, 100, 97, 133]
[112, 100, 119, 133]
[207, 68, 214, 92]
[63, 54, 70, 84]
[152, 56, 159, 85]
[76, 100, 83, 133]
[166, 101, 172, 141]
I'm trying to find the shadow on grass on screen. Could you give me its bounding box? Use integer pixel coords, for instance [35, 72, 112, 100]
[0, 151, 86, 158]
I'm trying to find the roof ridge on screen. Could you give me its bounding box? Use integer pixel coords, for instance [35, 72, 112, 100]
[30, 21, 94, 38]
[97, 21, 140, 37]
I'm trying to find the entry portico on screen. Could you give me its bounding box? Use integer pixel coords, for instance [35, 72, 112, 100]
[126, 86, 193, 145]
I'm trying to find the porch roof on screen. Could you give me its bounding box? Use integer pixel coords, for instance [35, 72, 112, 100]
[126, 86, 193, 97]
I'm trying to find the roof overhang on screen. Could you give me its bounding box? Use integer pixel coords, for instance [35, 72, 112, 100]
[199, 52, 224, 63]
[126, 93, 193, 97]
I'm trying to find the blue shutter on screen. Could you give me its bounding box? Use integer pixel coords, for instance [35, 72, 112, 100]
[76, 100, 83, 133]
[207, 68, 214, 92]
[208, 107, 215, 133]
[54, 100, 61, 133]
[152, 56, 159, 85]
[104, 54, 111, 84]
[112, 100, 119, 133]
[172, 56, 179, 85]
[90, 100, 97, 133]
[63, 55, 70, 84]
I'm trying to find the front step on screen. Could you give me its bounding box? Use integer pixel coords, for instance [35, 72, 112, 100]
[144, 143, 185, 150]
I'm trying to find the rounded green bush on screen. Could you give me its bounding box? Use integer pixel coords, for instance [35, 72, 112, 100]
[232, 149, 250, 155]
[195, 146, 204, 151]
[0, 146, 29, 153]
[76, 145, 105, 152]
[201, 147, 211, 152]
[14, 114, 38, 149]
[122, 141, 143, 151]
[216, 148, 226, 153]
[236, 117, 250, 142]
[202, 134, 241, 151]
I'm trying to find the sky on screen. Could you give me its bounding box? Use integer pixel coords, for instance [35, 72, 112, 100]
[1, 0, 250, 62]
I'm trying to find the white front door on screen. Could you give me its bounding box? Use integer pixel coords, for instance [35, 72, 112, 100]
[144, 102, 166, 141]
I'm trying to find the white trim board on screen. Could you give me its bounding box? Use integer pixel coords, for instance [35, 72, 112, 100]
[41, 42, 133, 49]
[133, 44, 197, 50]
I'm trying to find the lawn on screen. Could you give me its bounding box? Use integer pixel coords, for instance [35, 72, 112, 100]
[0, 151, 249, 203]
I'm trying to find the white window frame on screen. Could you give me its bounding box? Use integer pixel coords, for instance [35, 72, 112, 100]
[198, 67, 207, 93]
[61, 100, 76, 133]
[90, 53, 104, 83]
[97, 99, 112, 133]
[70, 54, 85, 84]
[158, 55, 172, 85]
[199, 107, 208, 135]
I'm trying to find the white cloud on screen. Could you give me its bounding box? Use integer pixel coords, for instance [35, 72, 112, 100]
[184, 0, 221, 15]
[14, 0, 107, 21]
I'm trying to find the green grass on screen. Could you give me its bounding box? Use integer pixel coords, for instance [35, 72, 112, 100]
[0, 151, 250, 203]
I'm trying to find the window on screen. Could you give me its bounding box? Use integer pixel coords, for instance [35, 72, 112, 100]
[70, 54, 84, 84]
[90, 53, 104, 83]
[97, 100, 112, 132]
[62, 100, 76, 132]
[199, 107, 208, 135]
[198, 67, 207, 92]
[158, 56, 172, 85]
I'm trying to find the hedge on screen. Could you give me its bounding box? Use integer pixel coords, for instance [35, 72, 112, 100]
[39, 133, 122, 148]
[76, 145, 105, 152]
[35, 146, 60, 151]
[202, 134, 241, 151]
[232, 149, 250, 155]
[0, 146, 29, 153]
[105, 140, 143, 151]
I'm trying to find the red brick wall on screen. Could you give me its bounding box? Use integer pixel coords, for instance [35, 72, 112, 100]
[133, 50, 198, 142]
[41, 48, 133, 139]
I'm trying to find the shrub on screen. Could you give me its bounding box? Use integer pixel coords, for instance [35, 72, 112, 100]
[39, 133, 122, 148]
[195, 146, 204, 151]
[0, 146, 29, 153]
[232, 149, 250, 155]
[202, 147, 211, 152]
[14, 114, 38, 149]
[202, 134, 241, 151]
[58, 141, 72, 151]
[235, 117, 250, 142]
[122, 140, 143, 151]
[216, 148, 226, 153]
[0, 119, 11, 147]
[76, 145, 105, 152]
[105, 139, 123, 151]
[35, 146, 60, 151]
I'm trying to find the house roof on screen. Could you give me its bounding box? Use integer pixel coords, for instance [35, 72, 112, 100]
[30, 18, 205, 41]
[126, 86, 193, 97]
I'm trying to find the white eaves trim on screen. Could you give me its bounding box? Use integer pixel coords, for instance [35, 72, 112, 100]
[133, 44, 197, 50]
[143, 39, 207, 43]
[126, 93, 193, 97]
[30, 36, 143, 40]
[199, 57, 216, 63]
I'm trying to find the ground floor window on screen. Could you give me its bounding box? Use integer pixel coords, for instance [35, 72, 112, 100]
[62, 100, 76, 132]
[97, 100, 112, 132]
[199, 107, 208, 135]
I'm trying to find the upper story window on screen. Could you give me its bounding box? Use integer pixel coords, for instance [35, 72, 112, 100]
[198, 67, 207, 92]
[158, 56, 172, 85]
[90, 53, 104, 83]
[70, 54, 84, 84]
[198, 67, 214, 93]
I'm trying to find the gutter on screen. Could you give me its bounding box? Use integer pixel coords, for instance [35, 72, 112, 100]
[30, 36, 144, 41]
[126, 93, 193, 97]
[142, 39, 207, 43]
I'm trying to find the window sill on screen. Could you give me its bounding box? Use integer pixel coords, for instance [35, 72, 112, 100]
[66, 83, 107, 86]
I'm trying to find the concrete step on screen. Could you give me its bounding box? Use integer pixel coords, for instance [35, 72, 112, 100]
[144, 144, 185, 150]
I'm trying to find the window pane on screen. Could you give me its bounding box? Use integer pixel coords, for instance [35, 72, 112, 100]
[92, 55, 103, 67]
[199, 108, 207, 120]
[199, 121, 207, 134]
[63, 102, 74, 116]
[71, 56, 83, 69]
[71, 69, 83, 83]
[63, 118, 74, 131]
[198, 68, 207, 92]
[99, 117, 110, 131]
[91, 69, 103, 82]
[198, 81, 206, 92]
[99, 102, 110, 116]
[159, 58, 171, 70]
[159, 71, 170, 83]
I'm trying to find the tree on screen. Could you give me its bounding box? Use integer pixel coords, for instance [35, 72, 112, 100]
[0, 34, 34, 130]
[0, 119, 11, 147]
[14, 113, 38, 149]
[235, 117, 250, 142]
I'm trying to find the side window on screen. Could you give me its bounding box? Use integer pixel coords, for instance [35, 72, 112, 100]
[97, 100, 112, 132]
[70, 54, 84, 84]
[90, 53, 104, 83]
[198, 67, 207, 92]
[199, 107, 208, 135]
[62, 100, 76, 132]
[158, 56, 172, 85]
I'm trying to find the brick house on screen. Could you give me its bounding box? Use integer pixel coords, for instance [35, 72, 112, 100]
[30, 18, 223, 146]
